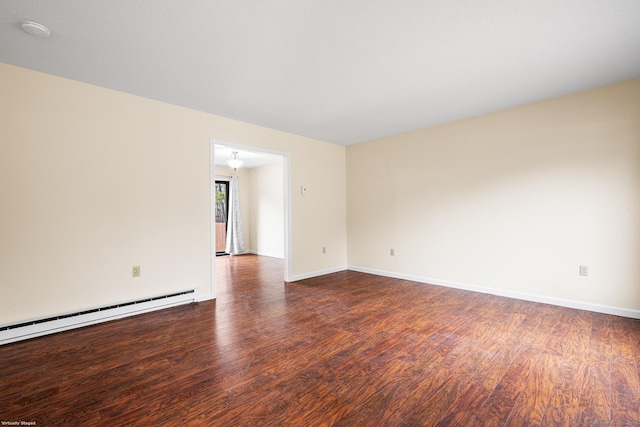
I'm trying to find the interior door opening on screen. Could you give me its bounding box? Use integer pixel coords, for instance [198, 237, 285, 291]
[210, 139, 292, 300]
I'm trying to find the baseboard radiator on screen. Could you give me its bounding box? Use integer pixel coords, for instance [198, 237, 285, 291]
[0, 289, 197, 345]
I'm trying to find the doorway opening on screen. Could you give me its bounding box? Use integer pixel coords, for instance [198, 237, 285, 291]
[209, 140, 292, 299]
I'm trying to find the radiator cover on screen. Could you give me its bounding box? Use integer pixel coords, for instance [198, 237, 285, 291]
[0, 290, 197, 345]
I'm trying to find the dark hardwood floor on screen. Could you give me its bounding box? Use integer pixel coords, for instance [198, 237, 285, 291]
[1, 254, 639, 426]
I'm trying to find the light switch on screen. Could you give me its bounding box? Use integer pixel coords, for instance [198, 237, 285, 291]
[579, 265, 588, 276]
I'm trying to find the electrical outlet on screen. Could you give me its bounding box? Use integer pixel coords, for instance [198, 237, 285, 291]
[390, 248, 395, 256]
[132, 266, 141, 277]
[579, 265, 588, 276]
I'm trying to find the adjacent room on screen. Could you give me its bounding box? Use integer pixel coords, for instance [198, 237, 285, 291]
[1, 1, 639, 425]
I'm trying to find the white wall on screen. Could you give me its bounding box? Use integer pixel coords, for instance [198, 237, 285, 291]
[0, 62, 347, 326]
[248, 161, 285, 258]
[347, 78, 640, 314]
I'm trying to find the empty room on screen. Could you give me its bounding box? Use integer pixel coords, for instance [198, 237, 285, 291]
[1, 1, 639, 425]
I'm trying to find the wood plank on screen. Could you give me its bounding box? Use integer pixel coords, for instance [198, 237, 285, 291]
[576, 349, 612, 425]
[470, 346, 542, 426]
[0, 255, 638, 425]
[611, 355, 640, 426]
[506, 352, 560, 426]
[538, 308, 592, 426]
[434, 312, 526, 426]
[541, 359, 587, 427]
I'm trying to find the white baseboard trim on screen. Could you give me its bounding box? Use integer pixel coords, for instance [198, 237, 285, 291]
[256, 252, 285, 259]
[196, 292, 215, 302]
[242, 250, 284, 259]
[289, 266, 347, 282]
[348, 265, 640, 319]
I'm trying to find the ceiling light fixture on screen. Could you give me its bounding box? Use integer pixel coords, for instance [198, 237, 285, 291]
[21, 21, 51, 38]
[227, 151, 243, 170]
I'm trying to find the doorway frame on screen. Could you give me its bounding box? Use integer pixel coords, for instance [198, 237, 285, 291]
[209, 139, 292, 299]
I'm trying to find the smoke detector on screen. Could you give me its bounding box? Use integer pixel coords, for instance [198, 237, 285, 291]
[21, 21, 51, 38]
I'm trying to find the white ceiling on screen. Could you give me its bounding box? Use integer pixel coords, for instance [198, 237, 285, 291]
[1, 1, 639, 146]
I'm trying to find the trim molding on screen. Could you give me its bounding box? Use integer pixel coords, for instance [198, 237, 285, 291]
[348, 265, 640, 319]
[248, 250, 285, 259]
[289, 266, 347, 282]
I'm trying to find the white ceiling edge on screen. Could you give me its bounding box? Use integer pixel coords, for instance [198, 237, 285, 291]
[1, 1, 639, 146]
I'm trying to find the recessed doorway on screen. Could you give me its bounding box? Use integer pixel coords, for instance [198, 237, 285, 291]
[209, 140, 292, 298]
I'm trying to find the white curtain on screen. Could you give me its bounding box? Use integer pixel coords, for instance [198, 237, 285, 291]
[225, 175, 246, 255]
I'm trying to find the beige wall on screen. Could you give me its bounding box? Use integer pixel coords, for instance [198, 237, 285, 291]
[347, 78, 640, 312]
[0, 62, 347, 325]
[292, 143, 347, 276]
[2, 60, 637, 325]
[248, 162, 285, 258]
